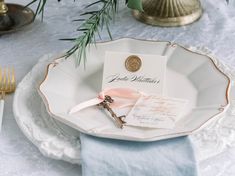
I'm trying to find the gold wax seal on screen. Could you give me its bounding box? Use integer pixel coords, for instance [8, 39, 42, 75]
[125, 55, 142, 72]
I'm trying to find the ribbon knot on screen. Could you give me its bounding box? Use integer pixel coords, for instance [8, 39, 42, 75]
[69, 88, 144, 114]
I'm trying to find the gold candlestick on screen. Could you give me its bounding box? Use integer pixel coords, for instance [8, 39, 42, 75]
[0, 0, 8, 14]
[0, 0, 13, 31]
[132, 0, 203, 27]
[0, 1, 34, 34]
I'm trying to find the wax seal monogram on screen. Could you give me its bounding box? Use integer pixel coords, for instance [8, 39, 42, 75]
[125, 55, 142, 72]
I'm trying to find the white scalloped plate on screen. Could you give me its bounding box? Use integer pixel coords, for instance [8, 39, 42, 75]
[39, 38, 230, 141]
[13, 46, 235, 164]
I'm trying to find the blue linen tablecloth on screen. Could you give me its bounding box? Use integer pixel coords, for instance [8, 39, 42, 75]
[80, 134, 198, 176]
[2, 0, 235, 175]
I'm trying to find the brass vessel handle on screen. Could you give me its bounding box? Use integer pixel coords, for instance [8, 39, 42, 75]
[0, 0, 8, 14]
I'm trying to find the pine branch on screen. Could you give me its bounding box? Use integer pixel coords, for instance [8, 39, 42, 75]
[64, 0, 118, 67]
[28, 0, 118, 67]
[26, 0, 51, 20]
[27, 0, 144, 67]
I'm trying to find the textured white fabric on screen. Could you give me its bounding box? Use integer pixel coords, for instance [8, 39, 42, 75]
[1, 0, 235, 175]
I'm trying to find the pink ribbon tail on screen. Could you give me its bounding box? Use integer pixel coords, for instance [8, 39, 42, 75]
[69, 88, 143, 114]
[69, 98, 103, 114]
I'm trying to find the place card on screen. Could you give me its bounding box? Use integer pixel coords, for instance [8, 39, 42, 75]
[102, 51, 167, 95]
[124, 95, 188, 129]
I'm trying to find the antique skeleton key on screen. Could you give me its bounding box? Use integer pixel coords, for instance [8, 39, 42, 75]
[98, 95, 126, 129]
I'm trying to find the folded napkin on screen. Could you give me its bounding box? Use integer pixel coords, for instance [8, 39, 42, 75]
[80, 134, 198, 176]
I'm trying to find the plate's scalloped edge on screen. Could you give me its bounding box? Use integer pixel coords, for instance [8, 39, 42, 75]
[13, 53, 81, 165]
[38, 38, 231, 141]
[178, 44, 231, 107]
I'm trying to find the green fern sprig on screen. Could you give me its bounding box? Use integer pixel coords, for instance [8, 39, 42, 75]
[26, 0, 48, 20]
[28, 0, 144, 67]
[64, 0, 118, 67]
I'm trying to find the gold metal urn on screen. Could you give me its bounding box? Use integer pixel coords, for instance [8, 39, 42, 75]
[132, 0, 203, 27]
[0, 0, 34, 34]
[0, 0, 13, 30]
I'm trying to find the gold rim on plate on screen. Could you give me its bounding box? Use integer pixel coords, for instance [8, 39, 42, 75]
[38, 38, 231, 141]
